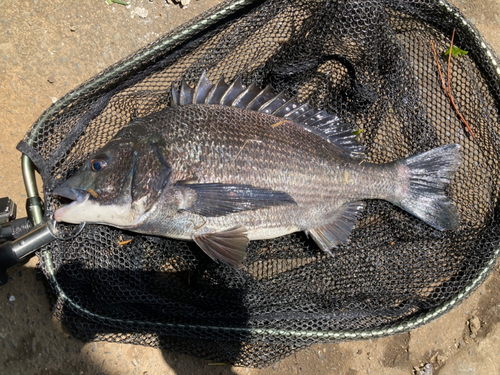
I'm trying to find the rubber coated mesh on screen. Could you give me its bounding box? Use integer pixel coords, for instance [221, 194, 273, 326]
[18, 0, 500, 367]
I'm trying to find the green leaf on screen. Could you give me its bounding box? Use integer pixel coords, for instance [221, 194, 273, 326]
[444, 45, 468, 58]
[352, 129, 363, 136]
[106, 0, 130, 5]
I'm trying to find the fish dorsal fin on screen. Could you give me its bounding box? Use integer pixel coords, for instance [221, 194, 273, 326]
[179, 80, 194, 106]
[221, 76, 246, 106]
[171, 84, 180, 106]
[205, 75, 229, 105]
[246, 85, 276, 111]
[193, 71, 214, 104]
[170, 71, 365, 158]
[232, 83, 261, 108]
[307, 201, 365, 255]
[258, 92, 289, 114]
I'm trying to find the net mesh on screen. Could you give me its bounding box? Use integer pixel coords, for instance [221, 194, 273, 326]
[17, 0, 500, 367]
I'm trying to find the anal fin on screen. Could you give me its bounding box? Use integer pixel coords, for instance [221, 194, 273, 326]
[193, 226, 248, 268]
[307, 201, 364, 255]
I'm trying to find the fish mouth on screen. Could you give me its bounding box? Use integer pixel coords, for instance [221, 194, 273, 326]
[53, 187, 91, 223]
[53, 187, 91, 202]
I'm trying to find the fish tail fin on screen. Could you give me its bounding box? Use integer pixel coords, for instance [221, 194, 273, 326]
[394, 144, 462, 230]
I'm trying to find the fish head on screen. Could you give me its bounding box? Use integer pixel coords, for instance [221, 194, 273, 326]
[53, 136, 172, 228]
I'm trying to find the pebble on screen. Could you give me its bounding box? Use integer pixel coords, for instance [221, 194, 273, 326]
[8, 295, 15, 302]
[132, 359, 138, 367]
[469, 315, 481, 336]
[436, 355, 446, 365]
[414, 363, 433, 375]
[132, 7, 148, 18]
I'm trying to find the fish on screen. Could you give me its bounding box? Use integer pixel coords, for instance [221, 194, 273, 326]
[53, 71, 462, 268]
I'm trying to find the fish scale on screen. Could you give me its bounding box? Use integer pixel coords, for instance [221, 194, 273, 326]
[53, 74, 461, 268]
[163, 106, 339, 182]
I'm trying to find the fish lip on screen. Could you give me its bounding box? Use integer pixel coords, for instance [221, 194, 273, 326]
[53, 187, 92, 223]
[53, 187, 91, 202]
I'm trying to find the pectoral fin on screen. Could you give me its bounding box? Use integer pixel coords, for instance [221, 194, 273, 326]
[193, 226, 249, 268]
[177, 182, 296, 217]
[307, 201, 365, 255]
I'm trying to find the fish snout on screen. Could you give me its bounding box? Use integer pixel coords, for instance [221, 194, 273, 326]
[53, 187, 91, 202]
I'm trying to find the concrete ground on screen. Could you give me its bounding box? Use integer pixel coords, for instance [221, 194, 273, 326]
[1, 0, 500, 374]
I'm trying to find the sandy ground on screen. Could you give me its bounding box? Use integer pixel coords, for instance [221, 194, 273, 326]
[1, 0, 500, 374]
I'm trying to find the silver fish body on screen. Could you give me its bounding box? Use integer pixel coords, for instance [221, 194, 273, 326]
[54, 73, 461, 267]
[127, 105, 394, 237]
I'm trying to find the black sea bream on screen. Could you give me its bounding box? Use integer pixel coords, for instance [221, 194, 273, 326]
[54, 72, 462, 267]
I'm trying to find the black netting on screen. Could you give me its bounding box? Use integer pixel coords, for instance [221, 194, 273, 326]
[18, 0, 500, 367]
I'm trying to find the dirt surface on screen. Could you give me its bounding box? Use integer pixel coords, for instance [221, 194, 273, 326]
[1, 0, 500, 374]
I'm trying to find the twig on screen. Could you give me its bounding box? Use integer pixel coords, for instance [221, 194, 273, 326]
[230, 139, 263, 167]
[430, 32, 475, 138]
[271, 119, 288, 128]
[447, 30, 454, 96]
[430, 40, 448, 95]
[447, 31, 475, 138]
[87, 188, 99, 198]
[118, 237, 133, 246]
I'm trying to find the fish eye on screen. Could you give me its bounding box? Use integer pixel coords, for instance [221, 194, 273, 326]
[91, 159, 107, 172]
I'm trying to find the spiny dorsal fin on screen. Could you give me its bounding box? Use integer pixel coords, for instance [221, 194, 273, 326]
[205, 75, 229, 105]
[180, 80, 194, 106]
[247, 85, 276, 111]
[221, 76, 246, 106]
[258, 92, 289, 114]
[193, 71, 214, 104]
[232, 83, 261, 108]
[170, 71, 365, 158]
[171, 84, 180, 106]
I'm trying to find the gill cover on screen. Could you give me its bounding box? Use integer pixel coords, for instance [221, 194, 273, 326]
[131, 139, 172, 213]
